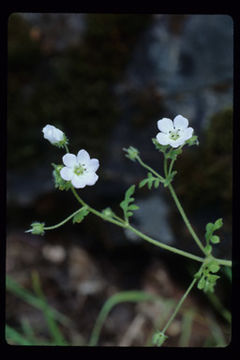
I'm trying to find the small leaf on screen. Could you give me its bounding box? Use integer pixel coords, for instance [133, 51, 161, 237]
[213, 218, 223, 230]
[163, 171, 177, 187]
[120, 185, 138, 221]
[206, 222, 214, 233]
[205, 244, 212, 255]
[73, 206, 89, 224]
[128, 204, 139, 210]
[125, 185, 135, 201]
[210, 235, 220, 244]
[154, 179, 160, 188]
[208, 274, 220, 282]
[197, 276, 206, 290]
[208, 262, 220, 273]
[139, 178, 149, 188]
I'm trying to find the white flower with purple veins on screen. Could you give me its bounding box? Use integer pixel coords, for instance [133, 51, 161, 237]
[42, 124, 65, 145]
[156, 115, 194, 148]
[60, 150, 99, 189]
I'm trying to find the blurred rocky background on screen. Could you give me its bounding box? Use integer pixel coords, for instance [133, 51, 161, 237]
[7, 13, 232, 346]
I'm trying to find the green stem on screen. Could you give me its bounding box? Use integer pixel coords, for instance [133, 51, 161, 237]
[70, 187, 125, 228]
[70, 187, 231, 267]
[163, 155, 168, 178]
[89, 290, 163, 346]
[64, 144, 69, 153]
[168, 158, 175, 176]
[161, 276, 198, 336]
[167, 183, 206, 255]
[127, 224, 205, 264]
[136, 155, 165, 182]
[43, 208, 84, 231]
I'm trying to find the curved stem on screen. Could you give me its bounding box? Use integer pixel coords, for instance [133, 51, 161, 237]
[44, 208, 84, 231]
[70, 187, 231, 267]
[70, 187, 125, 228]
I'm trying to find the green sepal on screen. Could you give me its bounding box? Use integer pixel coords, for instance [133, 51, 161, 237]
[52, 163, 72, 191]
[53, 134, 69, 149]
[165, 147, 182, 161]
[186, 135, 199, 146]
[152, 331, 168, 347]
[152, 138, 169, 154]
[123, 146, 139, 161]
[28, 222, 45, 236]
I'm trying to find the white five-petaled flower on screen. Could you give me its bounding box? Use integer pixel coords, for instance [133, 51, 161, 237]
[156, 115, 194, 148]
[60, 150, 99, 189]
[42, 124, 65, 145]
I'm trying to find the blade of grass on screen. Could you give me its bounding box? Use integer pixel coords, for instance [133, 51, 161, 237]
[31, 271, 68, 346]
[178, 310, 194, 347]
[6, 275, 72, 327]
[88, 290, 174, 346]
[6, 324, 32, 345]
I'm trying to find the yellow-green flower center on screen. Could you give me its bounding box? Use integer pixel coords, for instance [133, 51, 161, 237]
[74, 164, 85, 175]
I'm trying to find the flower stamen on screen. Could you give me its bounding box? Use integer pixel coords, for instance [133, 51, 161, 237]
[169, 129, 180, 140]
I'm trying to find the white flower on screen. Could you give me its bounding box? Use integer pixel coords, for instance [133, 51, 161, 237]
[156, 115, 194, 148]
[60, 149, 99, 189]
[42, 124, 65, 145]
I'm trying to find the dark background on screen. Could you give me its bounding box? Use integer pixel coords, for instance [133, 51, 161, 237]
[6, 13, 233, 346]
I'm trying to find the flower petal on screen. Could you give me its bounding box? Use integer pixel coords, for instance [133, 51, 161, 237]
[169, 138, 185, 148]
[62, 153, 77, 168]
[157, 118, 174, 133]
[77, 149, 90, 165]
[173, 115, 189, 130]
[60, 167, 74, 181]
[71, 174, 87, 189]
[156, 132, 170, 145]
[182, 127, 193, 141]
[87, 158, 99, 172]
[84, 172, 99, 186]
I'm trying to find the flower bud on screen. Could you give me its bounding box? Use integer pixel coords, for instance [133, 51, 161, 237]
[123, 146, 139, 161]
[42, 124, 68, 147]
[26, 222, 45, 236]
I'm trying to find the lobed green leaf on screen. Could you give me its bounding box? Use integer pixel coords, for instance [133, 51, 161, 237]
[72, 206, 89, 224]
